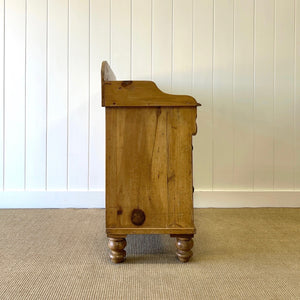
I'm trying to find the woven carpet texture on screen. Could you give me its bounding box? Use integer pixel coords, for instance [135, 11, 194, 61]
[0, 208, 299, 299]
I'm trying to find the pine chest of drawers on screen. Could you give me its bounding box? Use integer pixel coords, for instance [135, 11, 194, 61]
[101, 61, 200, 263]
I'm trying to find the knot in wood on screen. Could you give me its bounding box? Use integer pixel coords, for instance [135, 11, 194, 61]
[121, 80, 133, 88]
[131, 209, 146, 226]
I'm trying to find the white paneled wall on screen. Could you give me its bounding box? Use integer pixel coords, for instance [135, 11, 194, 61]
[47, 0, 68, 190]
[0, 0, 300, 207]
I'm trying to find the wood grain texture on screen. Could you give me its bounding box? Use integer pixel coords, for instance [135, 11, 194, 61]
[105, 107, 197, 235]
[102, 81, 199, 107]
[108, 235, 127, 263]
[174, 235, 194, 263]
[101, 61, 116, 106]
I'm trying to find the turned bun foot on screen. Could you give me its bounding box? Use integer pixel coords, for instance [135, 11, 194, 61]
[175, 236, 194, 263]
[108, 236, 127, 263]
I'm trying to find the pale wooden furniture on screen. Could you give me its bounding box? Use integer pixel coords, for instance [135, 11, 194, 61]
[101, 61, 200, 263]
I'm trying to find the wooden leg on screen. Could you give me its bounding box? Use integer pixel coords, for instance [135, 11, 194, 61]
[107, 235, 127, 263]
[172, 235, 194, 263]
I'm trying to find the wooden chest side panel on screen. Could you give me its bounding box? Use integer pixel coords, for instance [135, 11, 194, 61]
[167, 108, 196, 229]
[106, 107, 196, 231]
[106, 107, 168, 228]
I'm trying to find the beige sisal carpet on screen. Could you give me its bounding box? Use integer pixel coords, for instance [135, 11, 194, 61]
[0, 208, 299, 299]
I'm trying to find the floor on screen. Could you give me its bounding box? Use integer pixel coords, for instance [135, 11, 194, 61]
[0, 208, 299, 299]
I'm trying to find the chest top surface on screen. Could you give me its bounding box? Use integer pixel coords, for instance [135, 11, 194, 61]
[101, 61, 201, 108]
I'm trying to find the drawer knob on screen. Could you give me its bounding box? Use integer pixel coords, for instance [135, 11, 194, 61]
[131, 209, 145, 226]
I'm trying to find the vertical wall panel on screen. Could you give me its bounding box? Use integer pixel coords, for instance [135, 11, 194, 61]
[213, 0, 234, 190]
[0, 0, 4, 190]
[0, 0, 300, 197]
[296, 0, 300, 189]
[233, 0, 254, 189]
[172, 0, 193, 94]
[152, 0, 172, 93]
[111, 0, 131, 80]
[26, 0, 47, 190]
[254, 0, 275, 190]
[192, 0, 213, 190]
[47, 0, 68, 190]
[274, 0, 295, 189]
[68, 0, 89, 189]
[132, 0, 151, 80]
[89, 0, 110, 190]
[4, 0, 26, 190]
